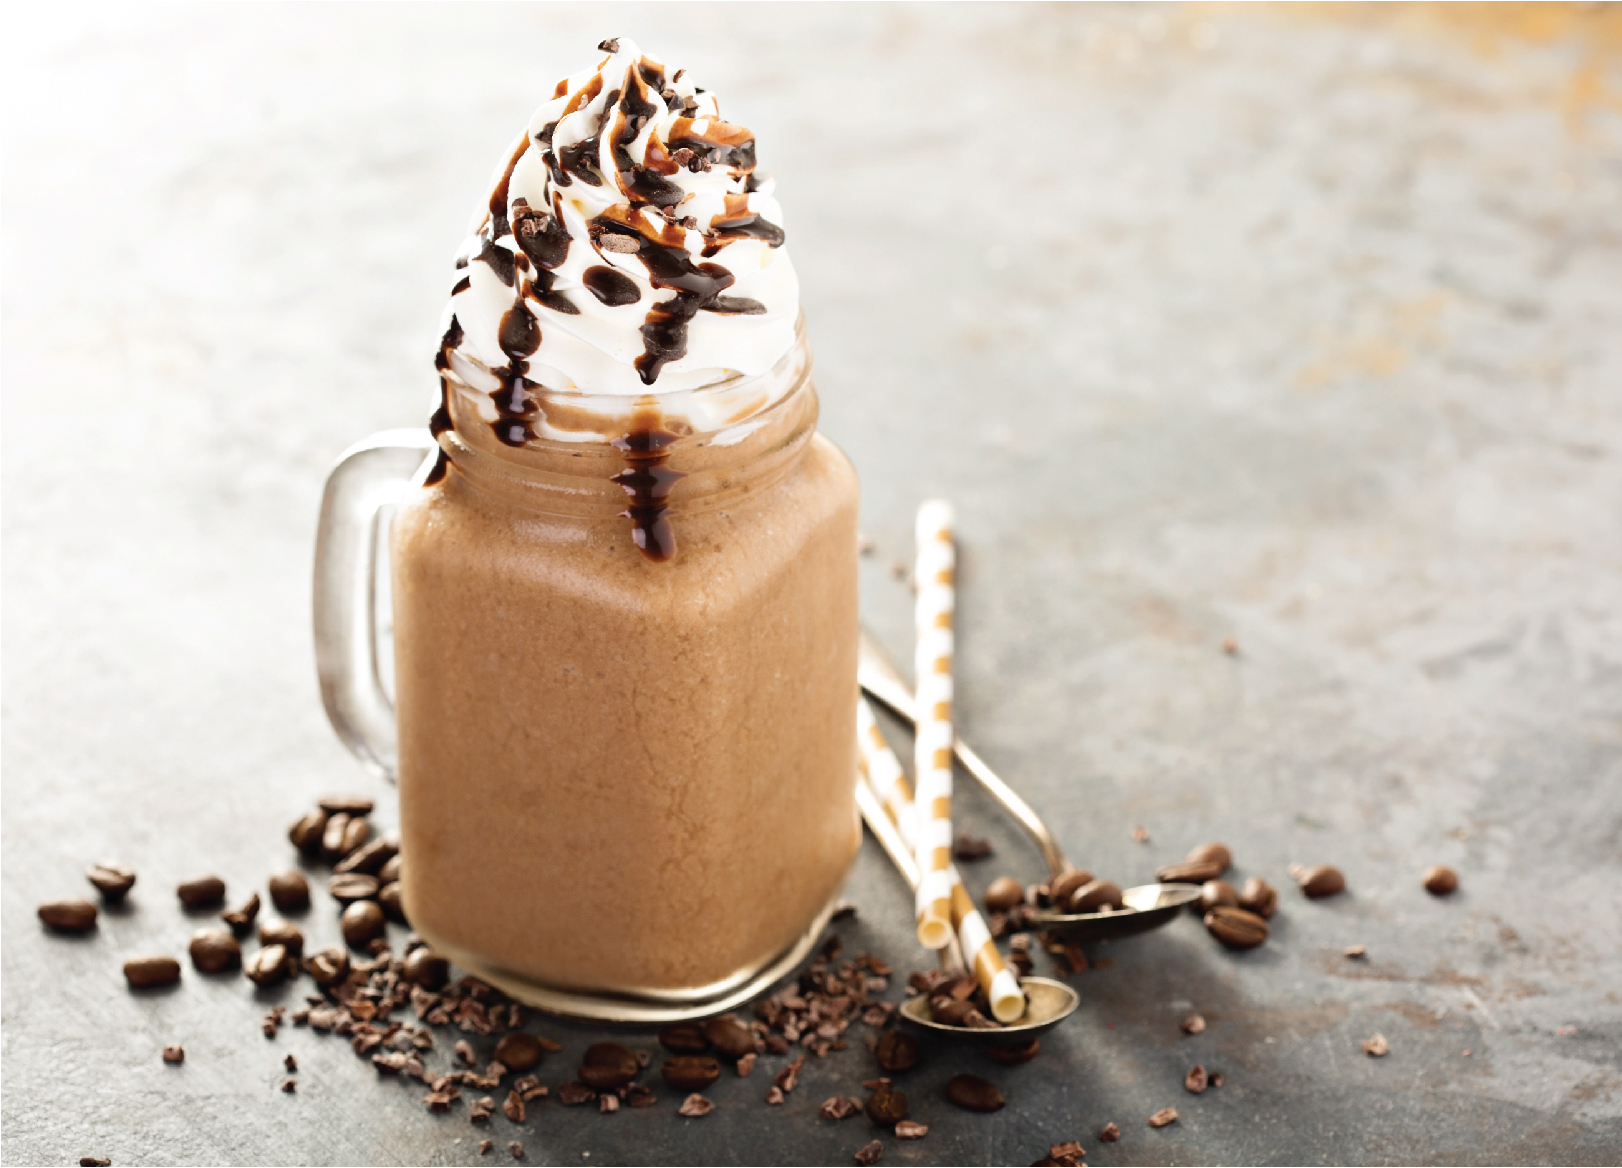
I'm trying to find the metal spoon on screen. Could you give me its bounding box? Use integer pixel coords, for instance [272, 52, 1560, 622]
[854, 778, 1080, 1044]
[857, 627, 1200, 942]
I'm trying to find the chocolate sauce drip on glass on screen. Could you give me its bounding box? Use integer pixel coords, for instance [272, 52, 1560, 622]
[423, 447, 450, 486]
[610, 407, 685, 562]
[489, 378, 542, 448]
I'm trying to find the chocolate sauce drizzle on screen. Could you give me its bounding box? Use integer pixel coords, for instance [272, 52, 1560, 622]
[610, 406, 685, 562]
[430, 44, 790, 558]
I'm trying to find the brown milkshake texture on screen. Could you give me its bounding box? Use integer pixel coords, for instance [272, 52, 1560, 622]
[389, 39, 859, 998]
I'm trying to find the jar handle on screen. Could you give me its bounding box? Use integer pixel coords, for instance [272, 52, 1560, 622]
[312, 428, 438, 780]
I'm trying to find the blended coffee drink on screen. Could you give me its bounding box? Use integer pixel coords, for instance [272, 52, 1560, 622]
[388, 39, 859, 1008]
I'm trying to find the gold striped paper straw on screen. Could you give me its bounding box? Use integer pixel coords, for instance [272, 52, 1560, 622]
[857, 735, 1025, 1019]
[913, 498, 956, 949]
[854, 762, 969, 976]
[857, 698, 916, 850]
[949, 881, 1027, 1023]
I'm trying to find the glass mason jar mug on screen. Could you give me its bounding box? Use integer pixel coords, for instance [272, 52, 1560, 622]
[312, 329, 860, 1022]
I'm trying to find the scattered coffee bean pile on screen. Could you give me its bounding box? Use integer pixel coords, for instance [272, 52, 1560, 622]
[40, 804, 1464, 1165]
[38, 798, 1048, 1165]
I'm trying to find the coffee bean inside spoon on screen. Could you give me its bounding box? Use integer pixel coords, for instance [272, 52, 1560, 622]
[854, 778, 1078, 1044]
[857, 626, 1202, 943]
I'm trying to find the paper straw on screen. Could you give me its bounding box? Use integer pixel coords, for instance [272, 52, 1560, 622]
[854, 764, 968, 975]
[857, 749, 1023, 1016]
[949, 881, 1028, 1023]
[857, 698, 916, 850]
[913, 499, 956, 949]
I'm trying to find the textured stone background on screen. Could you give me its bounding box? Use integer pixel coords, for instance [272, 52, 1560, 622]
[4, 4, 1620, 1165]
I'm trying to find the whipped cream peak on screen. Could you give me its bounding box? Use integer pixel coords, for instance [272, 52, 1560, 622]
[433, 37, 798, 445]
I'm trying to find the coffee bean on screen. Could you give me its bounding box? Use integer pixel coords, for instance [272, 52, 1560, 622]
[1155, 859, 1223, 885]
[1067, 879, 1124, 914]
[1203, 906, 1269, 949]
[658, 1022, 709, 1054]
[1200, 880, 1239, 911]
[985, 1038, 1040, 1065]
[246, 944, 290, 986]
[580, 1042, 639, 1089]
[984, 876, 1025, 912]
[321, 813, 352, 862]
[319, 795, 374, 816]
[1422, 866, 1458, 896]
[123, 956, 181, 988]
[222, 892, 261, 934]
[268, 871, 310, 913]
[662, 1056, 721, 1091]
[377, 854, 403, 885]
[944, 1073, 1005, 1112]
[404, 948, 450, 990]
[1297, 865, 1346, 898]
[494, 1033, 544, 1072]
[177, 875, 226, 909]
[85, 862, 136, 901]
[334, 834, 396, 875]
[1237, 877, 1277, 918]
[189, 928, 242, 973]
[1186, 842, 1232, 875]
[340, 900, 386, 947]
[258, 920, 304, 959]
[1048, 870, 1095, 905]
[874, 1030, 919, 1073]
[305, 945, 350, 987]
[329, 873, 379, 903]
[952, 833, 992, 862]
[1184, 1064, 1208, 1093]
[288, 810, 328, 856]
[865, 1084, 908, 1126]
[38, 899, 98, 933]
[702, 1017, 755, 1059]
[931, 997, 977, 1027]
[378, 881, 408, 924]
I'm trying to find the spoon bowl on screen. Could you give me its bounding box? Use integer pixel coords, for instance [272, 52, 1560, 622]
[896, 976, 1078, 1044]
[1030, 882, 1202, 942]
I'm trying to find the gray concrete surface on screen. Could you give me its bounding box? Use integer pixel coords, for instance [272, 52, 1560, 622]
[5, 4, 1621, 1164]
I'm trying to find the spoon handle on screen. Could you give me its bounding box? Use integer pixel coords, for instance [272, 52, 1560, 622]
[858, 628, 1071, 879]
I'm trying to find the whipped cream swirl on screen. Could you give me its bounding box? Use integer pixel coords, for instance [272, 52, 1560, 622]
[433, 37, 798, 444]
